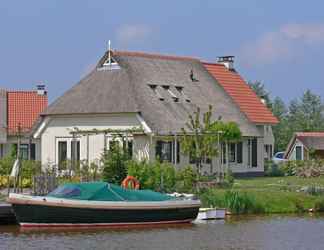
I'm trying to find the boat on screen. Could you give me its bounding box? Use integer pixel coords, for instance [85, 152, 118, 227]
[197, 208, 226, 220]
[7, 182, 201, 228]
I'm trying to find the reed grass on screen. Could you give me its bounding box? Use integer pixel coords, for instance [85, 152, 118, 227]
[198, 176, 324, 214]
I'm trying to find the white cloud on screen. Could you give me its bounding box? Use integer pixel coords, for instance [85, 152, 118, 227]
[116, 24, 152, 46]
[280, 23, 324, 43]
[240, 23, 324, 66]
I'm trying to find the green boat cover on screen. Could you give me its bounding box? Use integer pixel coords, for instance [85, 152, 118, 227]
[47, 182, 173, 201]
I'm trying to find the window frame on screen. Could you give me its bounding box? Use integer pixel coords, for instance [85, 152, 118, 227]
[295, 145, 303, 160]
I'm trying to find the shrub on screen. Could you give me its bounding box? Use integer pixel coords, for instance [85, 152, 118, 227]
[0, 155, 15, 175]
[198, 188, 226, 208]
[265, 162, 284, 177]
[280, 159, 324, 177]
[314, 198, 324, 212]
[224, 169, 235, 187]
[176, 166, 198, 193]
[224, 190, 265, 214]
[102, 144, 128, 185]
[293, 198, 306, 213]
[127, 160, 176, 192]
[21, 160, 42, 179]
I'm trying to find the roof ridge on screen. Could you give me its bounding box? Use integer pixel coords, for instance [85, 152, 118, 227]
[7, 90, 38, 93]
[201, 62, 224, 66]
[113, 50, 200, 62]
[296, 132, 324, 136]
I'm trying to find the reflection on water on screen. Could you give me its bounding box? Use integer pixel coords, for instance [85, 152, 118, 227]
[1, 214, 324, 250]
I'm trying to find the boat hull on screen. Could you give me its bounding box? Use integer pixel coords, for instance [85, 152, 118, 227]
[8, 194, 200, 227]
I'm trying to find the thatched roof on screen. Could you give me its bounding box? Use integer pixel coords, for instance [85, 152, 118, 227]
[43, 50, 260, 136]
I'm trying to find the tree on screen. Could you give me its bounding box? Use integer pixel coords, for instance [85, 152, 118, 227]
[248, 81, 272, 108]
[101, 142, 129, 184]
[271, 97, 290, 152]
[180, 106, 218, 174]
[180, 105, 241, 177]
[288, 90, 324, 132]
[273, 90, 324, 152]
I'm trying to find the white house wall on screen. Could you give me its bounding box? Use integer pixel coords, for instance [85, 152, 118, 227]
[133, 135, 264, 175]
[0, 136, 41, 160]
[40, 114, 142, 167]
[38, 113, 268, 175]
[287, 139, 304, 160]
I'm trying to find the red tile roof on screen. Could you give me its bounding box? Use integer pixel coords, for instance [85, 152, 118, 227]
[203, 62, 279, 124]
[7, 91, 48, 135]
[296, 132, 324, 137]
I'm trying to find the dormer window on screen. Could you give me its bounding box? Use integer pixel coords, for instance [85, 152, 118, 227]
[100, 48, 120, 70]
[175, 86, 191, 103]
[162, 85, 179, 102]
[148, 84, 164, 101]
[102, 55, 120, 70]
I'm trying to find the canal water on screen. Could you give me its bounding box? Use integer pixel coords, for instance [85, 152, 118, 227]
[1, 214, 324, 250]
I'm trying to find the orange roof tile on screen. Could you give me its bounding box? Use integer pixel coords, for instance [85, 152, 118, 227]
[203, 62, 279, 124]
[7, 91, 48, 135]
[296, 132, 324, 137]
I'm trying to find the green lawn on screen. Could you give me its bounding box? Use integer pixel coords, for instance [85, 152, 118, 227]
[233, 176, 324, 191]
[0, 193, 5, 202]
[198, 176, 324, 214]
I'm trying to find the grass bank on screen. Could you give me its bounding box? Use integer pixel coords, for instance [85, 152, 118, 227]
[198, 176, 324, 214]
[0, 193, 5, 202]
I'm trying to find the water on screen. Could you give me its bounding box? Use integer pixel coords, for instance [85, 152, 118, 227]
[1, 215, 324, 250]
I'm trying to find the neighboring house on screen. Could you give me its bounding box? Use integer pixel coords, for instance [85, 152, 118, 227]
[0, 86, 48, 160]
[285, 132, 324, 160]
[33, 50, 278, 176]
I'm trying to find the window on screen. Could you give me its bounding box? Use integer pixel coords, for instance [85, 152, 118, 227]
[222, 143, 227, 164]
[229, 143, 236, 163]
[175, 86, 191, 103]
[264, 144, 273, 160]
[30, 144, 36, 160]
[12, 143, 36, 160]
[296, 146, 302, 160]
[247, 139, 258, 167]
[171, 140, 180, 164]
[162, 85, 179, 102]
[156, 140, 180, 164]
[252, 138, 258, 167]
[237, 142, 243, 163]
[101, 53, 120, 70]
[248, 140, 251, 166]
[122, 138, 133, 158]
[19, 144, 29, 160]
[71, 140, 80, 162]
[149, 85, 164, 101]
[156, 141, 172, 162]
[127, 140, 133, 158]
[189, 142, 197, 164]
[58, 141, 67, 169]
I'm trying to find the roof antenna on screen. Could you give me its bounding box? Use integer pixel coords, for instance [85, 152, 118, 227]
[108, 40, 112, 66]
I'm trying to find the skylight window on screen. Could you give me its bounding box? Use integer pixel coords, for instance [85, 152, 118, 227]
[175, 86, 191, 103]
[162, 85, 179, 102]
[148, 85, 164, 101]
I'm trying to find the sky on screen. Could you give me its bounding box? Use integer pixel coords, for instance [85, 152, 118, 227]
[0, 1, 324, 104]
